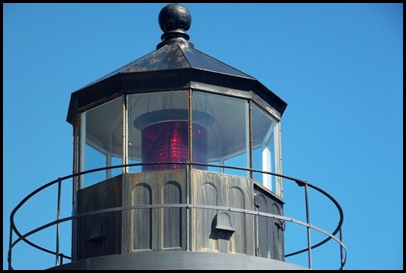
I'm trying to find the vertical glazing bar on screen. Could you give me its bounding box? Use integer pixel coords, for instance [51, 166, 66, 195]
[248, 100, 253, 179]
[276, 122, 283, 198]
[72, 121, 78, 207]
[122, 94, 128, 174]
[304, 183, 312, 269]
[186, 162, 191, 251]
[106, 153, 112, 178]
[244, 101, 250, 178]
[71, 121, 78, 261]
[79, 112, 86, 189]
[188, 89, 193, 169]
[55, 177, 62, 266]
[186, 88, 192, 251]
[249, 101, 259, 255]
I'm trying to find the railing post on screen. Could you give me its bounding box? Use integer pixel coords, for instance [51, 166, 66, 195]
[340, 227, 344, 269]
[8, 221, 13, 270]
[304, 183, 312, 269]
[55, 177, 62, 266]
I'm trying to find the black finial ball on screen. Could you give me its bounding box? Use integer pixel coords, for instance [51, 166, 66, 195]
[159, 3, 191, 33]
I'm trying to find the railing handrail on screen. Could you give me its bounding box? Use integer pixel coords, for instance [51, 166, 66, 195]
[8, 162, 347, 270]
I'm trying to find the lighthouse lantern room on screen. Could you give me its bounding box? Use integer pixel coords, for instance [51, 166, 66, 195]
[8, 4, 346, 270]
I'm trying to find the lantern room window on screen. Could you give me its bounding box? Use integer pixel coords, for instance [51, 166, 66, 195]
[192, 91, 249, 177]
[128, 90, 190, 172]
[75, 90, 282, 196]
[252, 103, 282, 196]
[77, 97, 123, 188]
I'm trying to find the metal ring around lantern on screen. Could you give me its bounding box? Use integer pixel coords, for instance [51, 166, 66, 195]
[133, 109, 214, 130]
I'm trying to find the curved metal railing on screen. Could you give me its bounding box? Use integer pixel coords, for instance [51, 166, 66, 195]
[8, 162, 347, 270]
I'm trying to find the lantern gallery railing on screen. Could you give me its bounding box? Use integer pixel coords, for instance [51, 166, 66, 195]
[8, 162, 347, 270]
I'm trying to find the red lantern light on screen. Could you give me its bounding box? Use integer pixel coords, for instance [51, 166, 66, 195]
[136, 110, 211, 171]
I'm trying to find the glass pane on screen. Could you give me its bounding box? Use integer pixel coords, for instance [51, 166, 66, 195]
[128, 91, 189, 172]
[84, 144, 106, 186]
[81, 97, 123, 188]
[193, 91, 249, 177]
[252, 103, 281, 194]
[111, 156, 123, 177]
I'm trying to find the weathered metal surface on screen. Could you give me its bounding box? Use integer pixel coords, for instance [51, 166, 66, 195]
[254, 183, 285, 260]
[75, 175, 123, 260]
[190, 170, 255, 255]
[122, 170, 188, 252]
[74, 170, 284, 262]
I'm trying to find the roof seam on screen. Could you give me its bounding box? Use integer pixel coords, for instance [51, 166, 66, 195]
[177, 43, 192, 68]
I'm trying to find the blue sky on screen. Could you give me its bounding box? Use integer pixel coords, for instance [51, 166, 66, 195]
[3, 3, 403, 270]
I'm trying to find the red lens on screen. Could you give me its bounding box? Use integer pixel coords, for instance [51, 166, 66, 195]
[141, 121, 207, 171]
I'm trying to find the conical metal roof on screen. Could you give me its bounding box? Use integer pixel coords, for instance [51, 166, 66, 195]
[81, 41, 255, 90]
[67, 3, 287, 125]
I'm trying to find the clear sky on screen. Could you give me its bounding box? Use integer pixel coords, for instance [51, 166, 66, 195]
[3, 3, 403, 270]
